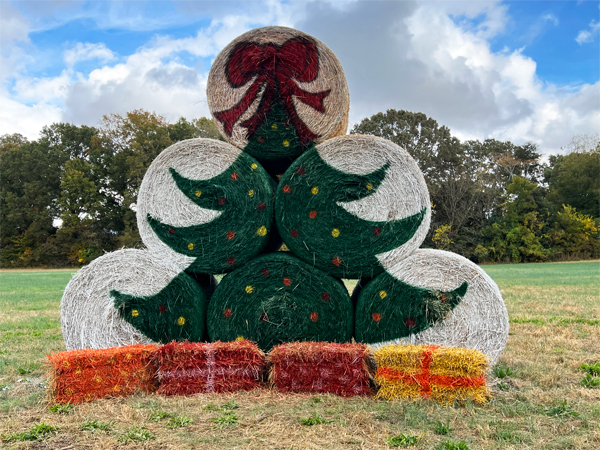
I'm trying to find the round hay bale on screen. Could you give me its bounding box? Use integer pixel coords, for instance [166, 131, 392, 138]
[61, 249, 207, 350]
[207, 26, 349, 161]
[275, 134, 431, 278]
[354, 249, 509, 365]
[207, 253, 353, 351]
[137, 138, 275, 274]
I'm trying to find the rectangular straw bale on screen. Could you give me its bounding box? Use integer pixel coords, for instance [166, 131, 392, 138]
[153, 340, 265, 395]
[46, 344, 158, 405]
[269, 342, 373, 396]
[374, 344, 490, 405]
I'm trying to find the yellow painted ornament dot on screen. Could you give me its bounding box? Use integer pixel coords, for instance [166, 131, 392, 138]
[177, 316, 186, 326]
[283, 140, 290, 147]
[195, 190, 202, 197]
[256, 226, 267, 236]
[236, 336, 245, 341]
[245, 285, 254, 294]
[271, 123, 278, 130]
[311, 186, 319, 195]
[131, 310, 139, 317]
[366, 183, 373, 191]
[332, 228, 340, 238]
[188, 243, 194, 250]
[248, 190, 254, 197]
[379, 290, 387, 299]
[251, 163, 258, 170]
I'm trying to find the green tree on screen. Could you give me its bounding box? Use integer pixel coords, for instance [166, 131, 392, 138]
[547, 205, 599, 259]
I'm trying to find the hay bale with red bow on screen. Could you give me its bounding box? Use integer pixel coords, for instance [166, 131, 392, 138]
[46, 344, 158, 405]
[269, 342, 373, 396]
[374, 344, 491, 405]
[153, 340, 265, 396]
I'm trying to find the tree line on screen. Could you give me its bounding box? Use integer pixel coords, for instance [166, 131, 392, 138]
[1, 109, 598, 268]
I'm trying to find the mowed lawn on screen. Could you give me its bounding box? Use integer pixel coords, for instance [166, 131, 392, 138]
[0, 261, 598, 449]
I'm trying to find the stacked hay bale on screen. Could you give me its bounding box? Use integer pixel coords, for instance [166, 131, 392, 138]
[58, 24, 509, 401]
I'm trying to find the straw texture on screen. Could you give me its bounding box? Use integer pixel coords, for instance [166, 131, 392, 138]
[276, 135, 431, 278]
[61, 249, 203, 350]
[207, 26, 349, 159]
[359, 249, 509, 365]
[153, 340, 265, 396]
[46, 344, 157, 405]
[269, 342, 373, 396]
[207, 253, 354, 351]
[137, 138, 275, 274]
[374, 344, 490, 405]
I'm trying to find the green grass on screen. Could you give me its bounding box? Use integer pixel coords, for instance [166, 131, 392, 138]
[0, 261, 599, 449]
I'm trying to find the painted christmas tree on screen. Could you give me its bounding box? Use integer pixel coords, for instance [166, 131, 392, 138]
[146, 152, 274, 274]
[355, 275, 469, 344]
[276, 148, 427, 278]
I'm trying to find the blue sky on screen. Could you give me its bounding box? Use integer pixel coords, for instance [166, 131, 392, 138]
[1, 0, 598, 154]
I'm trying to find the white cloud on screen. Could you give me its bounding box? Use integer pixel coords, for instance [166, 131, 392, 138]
[576, 20, 600, 44]
[64, 42, 116, 67]
[0, 92, 62, 139]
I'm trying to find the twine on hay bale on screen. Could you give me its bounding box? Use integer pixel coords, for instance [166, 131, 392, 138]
[373, 344, 491, 405]
[207, 26, 349, 161]
[137, 138, 275, 274]
[207, 253, 354, 352]
[276, 134, 431, 278]
[269, 342, 373, 396]
[153, 340, 265, 396]
[355, 249, 509, 365]
[61, 249, 207, 350]
[46, 344, 157, 405]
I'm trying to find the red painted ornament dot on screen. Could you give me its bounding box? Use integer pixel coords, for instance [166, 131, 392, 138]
[231, 172, 238, 181]
[332, 257, 342, 267]
[296, 167, 306, 176]
[290, 229, 299, 238]
[321, 293, 330, 301]
[218, 197, 227, 205]
[310, 312, 319, 322]
[159, 305, 167, 314]
[226, 231, 235, 240]
[257, 202, 266, 211]
[283, 278, 291, 286]
[257, 136, 265, 143]
[283, 185, 291, 193]
[168, 228, 175, 235]
[404, 317, 416, 328]
[227, 257, 235, 266]
[224, 308, 232, 318]
[373, 227, 381, 236]
[261, 268, 270, 277]
[372, 313, 381, 322]
[309, 210, 317, 219]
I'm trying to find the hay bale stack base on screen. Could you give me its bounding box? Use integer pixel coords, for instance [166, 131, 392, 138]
[137, 138, 275, 274]
[207, 253, 353, 351]
[276, 135, 431, 278]
[207, 26, 349, 161]
[153, 340, 265, 396]
[269, 342, 372, 396]
[47, 345, 157, 405]
[374, 344, 490, 405]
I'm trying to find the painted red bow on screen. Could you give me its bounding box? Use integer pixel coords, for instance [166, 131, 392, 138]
[214, 37, 331, 146]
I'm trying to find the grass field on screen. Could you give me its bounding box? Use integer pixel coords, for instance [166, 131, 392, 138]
[0, 261, 599, 449]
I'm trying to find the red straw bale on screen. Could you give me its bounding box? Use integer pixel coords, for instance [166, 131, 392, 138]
[269, 342, 373, 396]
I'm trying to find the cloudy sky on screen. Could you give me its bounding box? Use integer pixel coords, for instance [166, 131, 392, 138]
[1, 0, 598, 154]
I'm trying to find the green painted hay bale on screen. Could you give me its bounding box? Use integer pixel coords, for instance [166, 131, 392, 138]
[207, 253, 353, 351]
[207, 26, 349, 162]
[275, 134, 431, 278]
[354, 249, 508, 365]
[137, 138, 275, 274]
[61, 249, 207, 350]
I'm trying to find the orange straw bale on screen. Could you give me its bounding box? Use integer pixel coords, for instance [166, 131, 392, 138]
[153, 340, 265, 396]
[46, 344, 158, 405]
[269, 342, 373, 397]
